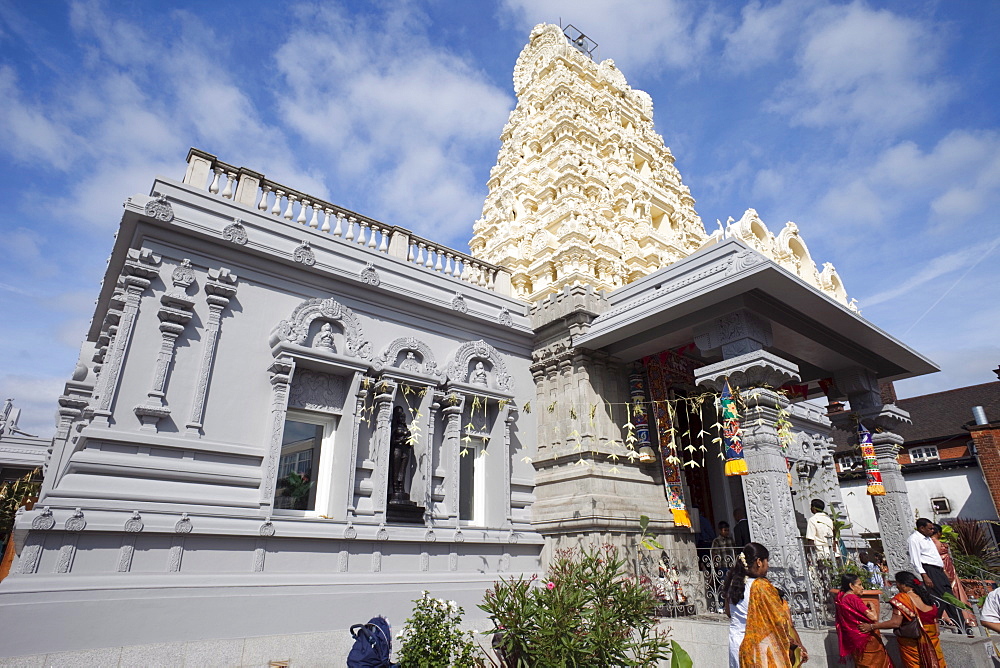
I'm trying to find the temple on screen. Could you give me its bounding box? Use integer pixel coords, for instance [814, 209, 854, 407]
[0, 23, 939, 664]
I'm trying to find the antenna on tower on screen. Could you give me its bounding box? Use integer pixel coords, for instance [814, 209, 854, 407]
[562, 24, 597, 61]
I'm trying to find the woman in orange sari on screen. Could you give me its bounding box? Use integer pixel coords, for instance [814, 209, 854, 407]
[737, 542, 809, 667]
[859, 571, 945, 667]
[834, 574, 893, 667]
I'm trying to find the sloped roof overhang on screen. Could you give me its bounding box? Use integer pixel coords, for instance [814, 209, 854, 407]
[573, 240, 938, 388]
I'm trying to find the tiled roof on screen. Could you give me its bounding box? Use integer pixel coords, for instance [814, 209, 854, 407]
[831, 381, 1000, 452]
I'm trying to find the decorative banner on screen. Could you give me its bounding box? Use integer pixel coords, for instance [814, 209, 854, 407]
[721, 379, 748, 476]
[640, 359, 691, 528]
[627, 373, 656, 464]
[858, 422, 885, 496]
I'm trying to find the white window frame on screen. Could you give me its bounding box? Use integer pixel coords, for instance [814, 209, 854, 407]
[909, 445, 939, 462]
[272, 410, 337, 517]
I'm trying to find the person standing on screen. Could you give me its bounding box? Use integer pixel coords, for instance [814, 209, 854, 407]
[724, 542, 808, 666]
[980, 586, 1000, 633]
[908, 518, 961, 626]
[834, 573, 892, 667]
[805, 499, 835, 560]
[861, 571, 944, 667]
[733, 508, 751, 547]
[930, 523, 976, 630]
[860, 551, 884, 589]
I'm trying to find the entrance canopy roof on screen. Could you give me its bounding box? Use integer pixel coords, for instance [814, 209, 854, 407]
[573, 240, 937, 394]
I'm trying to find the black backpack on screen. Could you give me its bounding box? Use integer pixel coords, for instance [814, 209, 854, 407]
[347, 616, 396, 668]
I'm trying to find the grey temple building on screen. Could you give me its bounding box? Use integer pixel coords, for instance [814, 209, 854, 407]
[0, 23, 936, 662]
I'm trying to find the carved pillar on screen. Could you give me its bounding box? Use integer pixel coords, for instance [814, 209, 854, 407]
[135, 259, 197, 431]
[186, 268, 238, 437]
[261, 357, 295, 511]
[371, 380, 398, 521]
[91, 248, 161, 428]
[345, 378, 370, 518]
[696, 349, 816, 625]
[831, 368, 914, 575]
[442, 393, 464, 527]
[503, 404, 517, 527]
[425, 392, 441, 519]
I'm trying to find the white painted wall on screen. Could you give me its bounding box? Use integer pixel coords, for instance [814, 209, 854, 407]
[840, 465, 998, 539]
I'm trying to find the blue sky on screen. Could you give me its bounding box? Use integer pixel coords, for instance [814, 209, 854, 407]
[1, 0, 998, 436]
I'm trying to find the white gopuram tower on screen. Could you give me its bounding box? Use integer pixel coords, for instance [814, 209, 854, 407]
[471, 23, 855, 310]
[470, 23, 709, 302]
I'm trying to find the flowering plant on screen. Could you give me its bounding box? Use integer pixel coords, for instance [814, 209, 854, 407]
[396, 591, 478, 668]
[480, 545, 682, 666]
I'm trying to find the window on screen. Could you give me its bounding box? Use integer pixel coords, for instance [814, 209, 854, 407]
[458, 437, 487, 526]
[931, 497, 951, 514]
[838, 455, 862, 472]
[909, 446, 939, 462]
[273, 413, 336, 514]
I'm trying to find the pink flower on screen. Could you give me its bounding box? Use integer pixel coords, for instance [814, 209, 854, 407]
[546, 581, 556, 590]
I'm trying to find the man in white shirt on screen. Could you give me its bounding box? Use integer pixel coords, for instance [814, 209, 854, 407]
[980, 587, 1000, 632]
[908, 517, 959, 623]
[805, 499, 835, 559]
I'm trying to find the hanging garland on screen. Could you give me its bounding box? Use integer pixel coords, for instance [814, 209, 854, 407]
[720, 380, 748, 476]
[857, 422, 885, 496]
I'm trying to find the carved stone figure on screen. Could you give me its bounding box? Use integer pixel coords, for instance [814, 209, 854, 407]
[469, 361, 488, 386]
[399, 352, 421, 372]
[312, 322, 335, 351]
[388, 405, 413, 505]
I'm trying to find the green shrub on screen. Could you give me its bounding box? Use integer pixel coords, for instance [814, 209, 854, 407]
[479, 545, 675, 667]
[396, 591, 478, 668]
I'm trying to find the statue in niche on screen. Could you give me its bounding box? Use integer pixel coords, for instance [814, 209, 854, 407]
[399, 351, 421, 372]
[312, 322, 335, 351]
[388, 405, 414, 505]
[469, 361, 488, 386]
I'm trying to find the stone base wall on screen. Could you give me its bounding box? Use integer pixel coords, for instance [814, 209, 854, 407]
[0, 526, 542, 658]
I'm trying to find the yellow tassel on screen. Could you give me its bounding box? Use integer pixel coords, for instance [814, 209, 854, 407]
[867, 484, 886, 496]
[672, 508, 691, 527]
[725, 459, 749, 476]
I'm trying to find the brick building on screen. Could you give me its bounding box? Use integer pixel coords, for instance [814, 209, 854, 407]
[835, 381, 1000, 537]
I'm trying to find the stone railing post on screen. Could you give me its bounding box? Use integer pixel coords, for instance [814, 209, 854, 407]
[183, 148, 216, 188]
[235, 168, 264, 206]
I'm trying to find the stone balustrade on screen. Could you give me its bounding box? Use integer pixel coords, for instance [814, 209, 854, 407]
[182, 148, 511, 295]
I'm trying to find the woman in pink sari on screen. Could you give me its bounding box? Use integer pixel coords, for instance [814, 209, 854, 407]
[835, 574, 893, 667]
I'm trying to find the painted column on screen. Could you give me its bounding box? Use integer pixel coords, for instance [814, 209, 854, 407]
[135, 259, 197, 431]
[424, 391, 441, 519]
[695, 311, 816, 625]
[260, 357, 295, 511]
[91, 248, 161, 428]
[831, 368, 914, 575]
[186, 267, 238, 437]
[345, 377, 370, 518]
[371, 379, 398, 522]
[442, 393, 464, 526]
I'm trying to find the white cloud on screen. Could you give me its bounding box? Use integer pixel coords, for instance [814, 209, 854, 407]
[723, 0, 813, 71]
[0, 374, 64, 438]
[273, 3, 512, 241]
[768, 2, 951, 134]
[0, 66, 79, 169]
[499, 0, 718, 75]
[862, 237, 999, 307]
